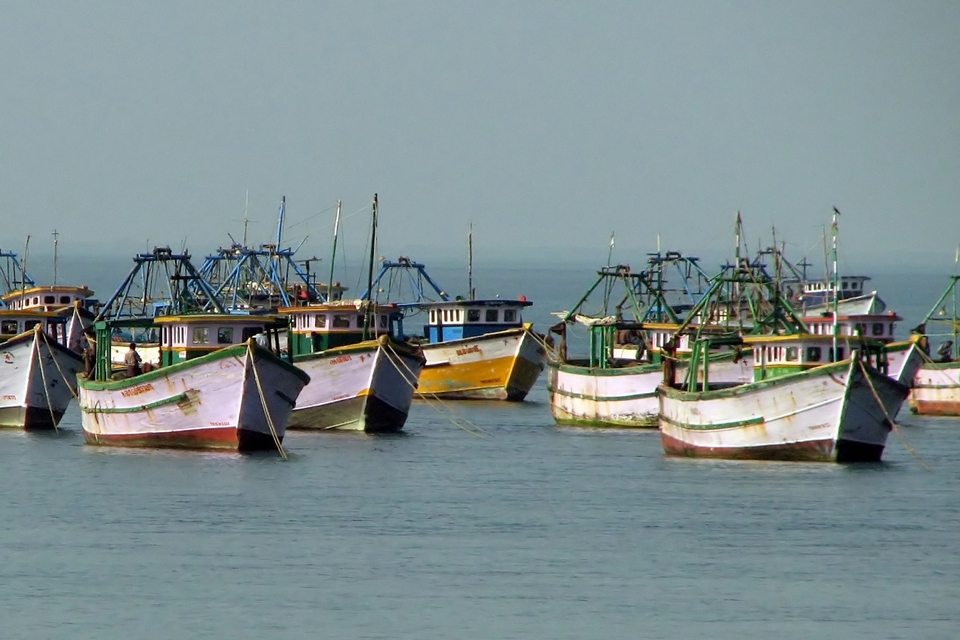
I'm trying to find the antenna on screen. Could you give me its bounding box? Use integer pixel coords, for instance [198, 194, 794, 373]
[242, 188, 250, 247]
[52, 229, 59, 286]
[831, 207, 840, 360]
[468, 223, 474, 300]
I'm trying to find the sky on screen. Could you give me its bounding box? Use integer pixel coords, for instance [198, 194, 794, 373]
[1, 1, 958, 278]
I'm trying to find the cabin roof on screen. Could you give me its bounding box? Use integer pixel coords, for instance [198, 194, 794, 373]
[742, 333, 883, 345]
[1, 285, 94, 302]
[153, 314, 280, 325]
[0, 309, 61, 319]
[803, 312, 901, 322]
[410, 299, 532, 309]
[276, 302, 400, 315]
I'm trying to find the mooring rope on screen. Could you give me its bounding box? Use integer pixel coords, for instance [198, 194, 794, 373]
[247, 341, 288, 459]
[383, 342, 491, 437]
[33, 328, 59, 432]
[39, 329, 79, 400]
[857, 359, 930, 471]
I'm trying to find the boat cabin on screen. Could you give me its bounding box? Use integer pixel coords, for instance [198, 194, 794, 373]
[2, 285, 96, 312]
[742, 334, 887, 382]
[0, 310, 68, 344]
[153, 315, 283, 365]
[416, 299, 531, 343]
[802, 311, 900, 344]
[278, 302, 403, 353]
[800, 276, 870, 305]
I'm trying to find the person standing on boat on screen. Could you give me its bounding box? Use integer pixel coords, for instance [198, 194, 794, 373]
[124, 342, 142, 377]
[81, 331, 96, 377]
[911, 324, 930, 356]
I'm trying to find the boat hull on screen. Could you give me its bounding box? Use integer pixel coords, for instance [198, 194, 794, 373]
[909, 361, 960, 416]
[0, 330, 82, 429]
[417, 328, 545, 401]
[659, 360, 909, 462]
[78, 344, 308, 451]
[288, 338, 423, 433]
[547, 351, 752, 429]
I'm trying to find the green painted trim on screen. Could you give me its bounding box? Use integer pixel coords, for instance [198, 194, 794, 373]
[660, 412, 764, 430]
[548, 358, 660, 377]
[660, 359, 851, 401]
[81, 392, 191, 414]
[80, 342, 308, 391]
[918, 362, 960, 371]
[547, 385, 657, 402]
[552, 415, 659, 429]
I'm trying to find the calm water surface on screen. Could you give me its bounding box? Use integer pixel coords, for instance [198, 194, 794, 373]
[1, 262, 958, 639]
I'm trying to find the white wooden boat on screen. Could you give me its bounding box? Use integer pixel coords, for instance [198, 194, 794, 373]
[78, 315, 309, 451]
[659, 334, 917, 462]
[0, 320, 83, 429]
[278, 302, 424, 432]
[908, 274, 960, 416]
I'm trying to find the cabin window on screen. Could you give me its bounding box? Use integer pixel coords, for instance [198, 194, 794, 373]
[380, 315, 387, 328]
[786, 347, 798, 361]
[332, 315, 351, 328]
[854, 323, 866, 336]
[162, 326, 168, 342]
[60, 296, 71, 304]
[311, 315, 323, 328]
[467, 309, 481, 322]
[430, 310, 436, 323]
[44, 295, 55, 304]
[504, 309, 517, 323]
[872, 323, 884, 336]
[24, 320, 41, 331]
[241, 327, 260, 342]
[442, 309, 449, 322]
[455, 309, 462, 322]
[217, 327, 234, 344]
[807, 346, 822, 362]
[888, 323, 894, 335]
[485, 309, 498, 322]
[193, 327, 210, 344]
[32, 297, 39, 305]
[0, 320, 17, 334]
[830, 347, 845, 361]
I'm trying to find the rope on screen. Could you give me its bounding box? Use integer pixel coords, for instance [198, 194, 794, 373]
[857, 359, 930, 471]
[247, 341, 287, 459]
[38, 329, 79, 400]
[383, 341, 490, 437]
[33, 328, 59, 432]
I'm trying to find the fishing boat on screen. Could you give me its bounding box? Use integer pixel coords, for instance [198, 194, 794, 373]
[0, 314, 84, 429]
[77, 314, 309, 451]
[363, 256, 546, 401]
[658, 210, 919, 462]
[277, 301, 423, 431]
[547, 255, 752, 429]
[658, 333, 914, 461]
[909, 273, 960, 416]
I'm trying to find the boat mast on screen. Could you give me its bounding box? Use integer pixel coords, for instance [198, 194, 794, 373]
[468, 223, 474, 300]
[52, 229, 59, 286]
[363, 194, 378, 340]
[21, 235, 30, 295]
[831, 207, 840, 360]
[327, 200, 342, 304]
[275, 196, 285, 248]
[242, 189, 250, 247]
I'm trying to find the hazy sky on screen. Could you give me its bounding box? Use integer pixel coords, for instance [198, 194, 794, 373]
[2, 1, 958, 275]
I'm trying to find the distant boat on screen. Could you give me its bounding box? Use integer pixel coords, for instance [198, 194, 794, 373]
[659, 212, 919, 462]
[277, 301, 424, 432]
[909, 274, 960, 416]
[0, 319, 83, 429]
[363, 257, 546, 401]
[78, 314, 308, 451]
[659, 333, 916, 462]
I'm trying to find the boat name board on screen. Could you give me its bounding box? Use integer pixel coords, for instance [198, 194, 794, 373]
[456, 345, 481, 357]
[121, 383, 155, 398]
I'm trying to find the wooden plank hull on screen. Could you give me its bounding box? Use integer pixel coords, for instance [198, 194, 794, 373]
[78, 344, 308, 451]
[0, 330, 82, 429]
[417, 328, 545, 401]
[548, 352, 752, 429]
[659, 360, 909, 462]
[909, 361, 960, 416]
[289, 338, 423, 433]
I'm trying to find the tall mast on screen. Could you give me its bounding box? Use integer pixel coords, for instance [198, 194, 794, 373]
[275, 196, 285, 247]
[327, 200, 342, 303]
[52, 229, 59, 286]
[831, 207, 840, 360]
[21, 235, 30, 294]
[363, 194, 378, 340]
[242, 189, 250, 247]
[468, 223, 474, 300]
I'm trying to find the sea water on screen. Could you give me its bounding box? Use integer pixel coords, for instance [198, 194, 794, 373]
[0, 261, 957, 639]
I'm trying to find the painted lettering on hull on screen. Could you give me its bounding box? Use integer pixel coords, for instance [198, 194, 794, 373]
[121, 383, 155, 398]
[456, 345, 481, 357]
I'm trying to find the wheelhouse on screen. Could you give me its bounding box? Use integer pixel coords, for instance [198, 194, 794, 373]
[802, 311, 900, 344]
[742, 334, 888, 382]
[0, 310, 67, 343]
[2, 285, 96, 312]
[277, 302, 404, 353]
[417, 299, 531, 343]
[151, 315, 284, 365]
